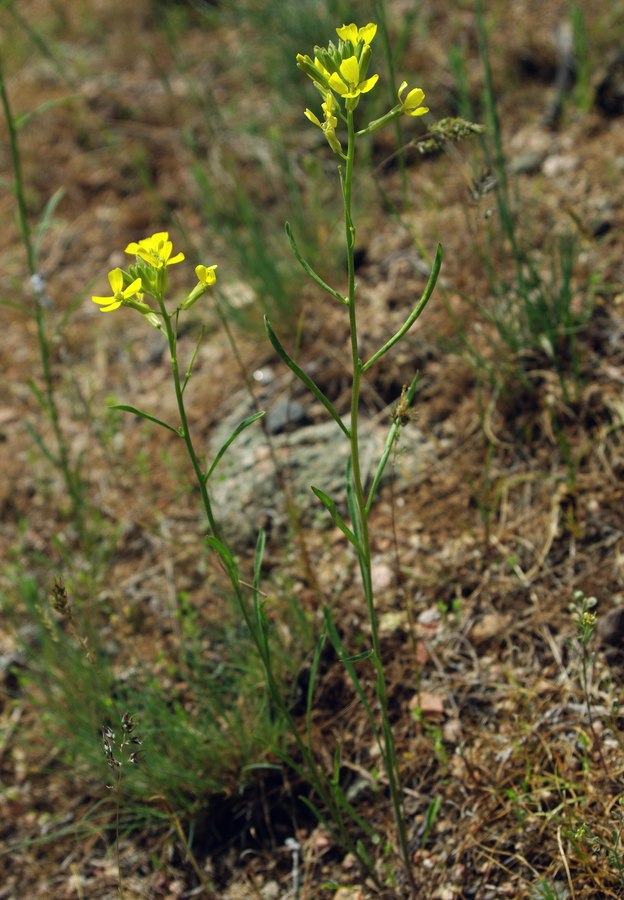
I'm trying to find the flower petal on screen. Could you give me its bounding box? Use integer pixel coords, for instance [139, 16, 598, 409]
[359, 23, 377, 44]
[339, 56, 360, 86]
[336, 23, 358, 43]
[358, 74, 379, 94]
[122, 277, 143, 298]
[405, 87, 425, 107]
[108, 268, 124, 293]
[195, 264, 217, 285]
[405, 104, 429, 117]
[92, 296, 122, 312]
[328, 72, 348, 95]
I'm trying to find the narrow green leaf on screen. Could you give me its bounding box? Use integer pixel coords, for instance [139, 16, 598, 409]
[25, 421, 57, 466]
[33, 187, 65, 265]
[285, 222, 347, 304]
[334, 784, 378, 840]
[110, 404, 180, 435]
[253, 527, 266, 594]
[16, 97, 77, 131]
[182, 326, 205, 394]
[27, 379, 48, 413]
[306, 625, 328, 746]
[205, 535, 239, 590]
[265, 316, 350, 439]
[299, 796, 340, 842]
[341, 648, 375, 663]
[332, 744, 341, 786]
[355, 839, 375, 870]
[323, 608, 382, 752]
[254, 594, 270, 650]
[366, 372, 420, 513]
[204, 411, 265, 482]
[0, 297, 26, 311]
[311, 486, 359, 548]
[345, 458, 362, 546]
[421, 795, 441, 848]
[362, 242, 442, 371]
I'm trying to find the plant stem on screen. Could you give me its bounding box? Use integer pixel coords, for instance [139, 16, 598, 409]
[158, 302, 222, 542]
[0, 62, 84, 534]
[157, 290, 376, 881]
[343, 108, 415, 893]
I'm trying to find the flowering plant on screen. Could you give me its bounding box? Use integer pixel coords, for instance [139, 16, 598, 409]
[296, 21, 428, 153]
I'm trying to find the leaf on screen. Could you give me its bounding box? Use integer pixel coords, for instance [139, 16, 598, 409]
[362, 242, 442, 371]
[16, 96, 77, 131]
[25, 420, 57, 466]
[27, 379, 48, 413]
[340, 648, 375, 663]
[265, 316, 350, 439]
[33, 187, 65, 265]
[110, 404, 180, 435]
[365, 371, 420, 513]
[253, 527, 266, 595]
[205, 535, 239, 590]
[323, 608, 382, 752]
[285, 222, 346, 304]
[345, 457, 362, 545]
[311, 486, 359, 548]
[204, 411, 265, 482]
[182, 326, 205, 393]
[306, 626, 328, 745]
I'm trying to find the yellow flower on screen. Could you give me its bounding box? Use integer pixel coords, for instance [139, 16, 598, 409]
[328, 56, 378, 102]
[92, 268, 143, 313]
[180, 264, 218, 310]
[125, 231, 185, 269]
[195, 264, 218, 286]
[397, 81, 429, 117]
[304, 92, 343, 154]
[336, 22, 377, 46]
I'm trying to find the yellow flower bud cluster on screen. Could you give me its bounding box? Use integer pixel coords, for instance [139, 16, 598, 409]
[297, 22, 428, 153]
[91, 232, 217, 318]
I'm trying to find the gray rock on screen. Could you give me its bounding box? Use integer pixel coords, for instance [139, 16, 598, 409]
[206, 389, 436, 548]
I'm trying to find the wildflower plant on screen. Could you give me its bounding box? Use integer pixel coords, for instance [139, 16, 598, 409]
[569, 589, 609, 776]
[91, 21, 440, 892]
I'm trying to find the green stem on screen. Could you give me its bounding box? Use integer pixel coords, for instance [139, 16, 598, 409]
[156, 282, 375, 878]
[343, 109, 414, 891]
[0, 62, 84, 531]
[158, 302, 222, 542]
[159, 298, 370, 869]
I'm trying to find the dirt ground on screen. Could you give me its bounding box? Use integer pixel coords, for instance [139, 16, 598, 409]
[1, 0, 624, 897]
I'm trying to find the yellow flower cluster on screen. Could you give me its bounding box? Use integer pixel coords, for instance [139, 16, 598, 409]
[297, 22, 428, 153]
[91, 232, 217, 315]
